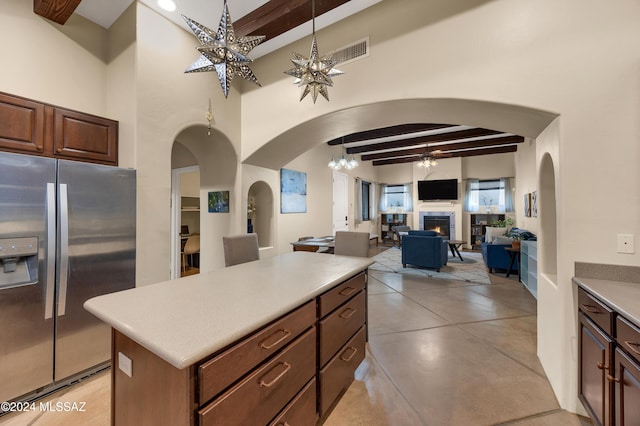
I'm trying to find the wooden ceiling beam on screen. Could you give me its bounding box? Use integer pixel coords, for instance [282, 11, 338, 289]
[371, 145, 518, 166]
[34, 0, 82, 25]
[347, 128, 503, 154]
[235, 0, 351, 40]
[360, 135, 524, 161]
[327, 124, 454, 145]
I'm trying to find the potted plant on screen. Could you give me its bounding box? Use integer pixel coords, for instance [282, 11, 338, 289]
[505, 227, 522, 249]
[490, 217, 514, 228]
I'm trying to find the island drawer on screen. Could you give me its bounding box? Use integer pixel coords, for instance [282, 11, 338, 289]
[319, 325, 366, 417]
[198, 300, 316, 404]
[268, 378, 317, 426]
[578, 287, 614, 336]
[318, 272, 366, 317]
[199, 327, 316, 426]
[319, 290, 366, 367]
[617, 315, 640, 363]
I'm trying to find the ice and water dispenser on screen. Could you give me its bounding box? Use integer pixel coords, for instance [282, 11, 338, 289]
[0, 237, 38, 288]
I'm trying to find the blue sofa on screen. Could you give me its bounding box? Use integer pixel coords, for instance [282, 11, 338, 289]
[481, 228, 536, 273]
[401, 230, 448, 272]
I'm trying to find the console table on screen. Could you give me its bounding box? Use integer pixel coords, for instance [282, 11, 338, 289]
[84, 252, 373, 425]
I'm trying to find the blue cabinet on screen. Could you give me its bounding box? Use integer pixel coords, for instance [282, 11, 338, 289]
[521, 241, 537, 298]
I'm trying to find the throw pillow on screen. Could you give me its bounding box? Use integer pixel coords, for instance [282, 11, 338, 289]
[485, 227, 506, 243]
[493, 236, 513, 245]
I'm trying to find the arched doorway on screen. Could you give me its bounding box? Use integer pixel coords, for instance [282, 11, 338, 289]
[171, 124, 238, 275]
[247, 181, 274, 248]
[539, 153, 558, 280]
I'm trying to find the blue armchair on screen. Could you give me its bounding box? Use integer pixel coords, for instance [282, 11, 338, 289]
[481, 242, 518, 273]
[401, 230, 448, 272]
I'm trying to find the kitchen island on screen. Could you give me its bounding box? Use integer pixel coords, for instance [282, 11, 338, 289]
[84, 252, 373, 426]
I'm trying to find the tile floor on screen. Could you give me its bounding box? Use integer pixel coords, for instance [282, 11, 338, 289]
[0, 252, 592, 426]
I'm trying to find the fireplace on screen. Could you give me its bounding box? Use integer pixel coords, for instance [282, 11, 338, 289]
[424, 216, 451, 239]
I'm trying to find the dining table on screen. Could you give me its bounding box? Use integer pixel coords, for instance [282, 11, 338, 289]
[290, 236, 335, 253]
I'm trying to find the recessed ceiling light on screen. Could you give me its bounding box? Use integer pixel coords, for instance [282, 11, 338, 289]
[158, 0, 176, 12]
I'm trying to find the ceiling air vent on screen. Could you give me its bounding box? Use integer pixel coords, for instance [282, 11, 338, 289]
[331, 37, 369, 65]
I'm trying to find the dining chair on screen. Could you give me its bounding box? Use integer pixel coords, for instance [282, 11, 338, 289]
[222, 233, 260, 267]
[333, 231, 370, 257]
[392, 225, 411, 247]
[181, 234, 200, 272]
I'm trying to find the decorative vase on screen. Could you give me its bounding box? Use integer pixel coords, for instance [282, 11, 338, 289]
[247, 218, 253, 233]
[511, 240, 521, 250]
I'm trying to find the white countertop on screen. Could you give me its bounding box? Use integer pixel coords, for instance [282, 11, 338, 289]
[84, 252, 373, 369]
[573, 277, 640, 326]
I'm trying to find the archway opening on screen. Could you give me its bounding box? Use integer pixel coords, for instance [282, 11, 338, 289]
[172, 124, 238, 273]
[539, 153, 558, 280]
[248, 181, 274, 248]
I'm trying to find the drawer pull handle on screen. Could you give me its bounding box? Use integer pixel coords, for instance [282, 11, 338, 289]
[597, 362, 609, 370]
[340, 346, 358, 362]
[580, 304, 602, 314]
[339, 286, 357, 296]
[259, 329, 291, 350]
[607, 374, 620, 383]
[259, 362, 291, 388]
[624, 341, 640, 356]
[339, 307, 356, 319]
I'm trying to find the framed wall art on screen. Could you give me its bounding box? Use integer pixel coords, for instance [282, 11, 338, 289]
[524, 193, 531, 217]
[208, 190, 230, 213]
[531, 191, 537, 217]
[280, 168, 307, 213]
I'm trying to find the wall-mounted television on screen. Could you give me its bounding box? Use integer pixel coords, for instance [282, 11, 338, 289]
[418, 179, 458, 201]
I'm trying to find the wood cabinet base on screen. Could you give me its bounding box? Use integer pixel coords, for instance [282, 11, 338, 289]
[110, 270, 369, 425]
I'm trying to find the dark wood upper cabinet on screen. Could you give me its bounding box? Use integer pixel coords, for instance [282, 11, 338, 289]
[0, 91, 118, 165]
[0, 92, 46, 154]
[52, 107, 117, 165]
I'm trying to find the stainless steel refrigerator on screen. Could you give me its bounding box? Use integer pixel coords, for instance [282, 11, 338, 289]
[0, 152, 136, 403]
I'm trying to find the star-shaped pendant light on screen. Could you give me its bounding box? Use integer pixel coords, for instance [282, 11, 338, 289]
[183, 1, 265, 98]
[284, 0, 344, 103]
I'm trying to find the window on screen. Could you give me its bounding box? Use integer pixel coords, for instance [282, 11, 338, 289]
[380, 183, 413, 212]
[479, 179, 501, 210]
[464, 178, 514, 212]
[361, 181, 371, 221]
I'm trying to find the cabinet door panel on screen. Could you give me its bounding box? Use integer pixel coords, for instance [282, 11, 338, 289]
[319, 290, 366, 366]
[319, 326, 366, 416]
[318, 272, 366, 317]
[53, 107, 117, 164]
[616, 348, 640, 426]
[268, 378, 317, 426]
[579, 313, 613, 426]
[0, 92, 45, 154]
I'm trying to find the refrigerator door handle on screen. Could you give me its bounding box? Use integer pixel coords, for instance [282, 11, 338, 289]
[45, 183, 56, 320]
[57, 183, 69, 317]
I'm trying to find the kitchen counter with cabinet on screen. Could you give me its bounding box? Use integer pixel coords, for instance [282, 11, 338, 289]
[84, 252, 373, 425]
[573, 274, 640, 426]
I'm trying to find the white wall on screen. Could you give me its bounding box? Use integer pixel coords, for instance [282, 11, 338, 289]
[0, 0, 107, 115]
[515, 140, 539, 235]
[134, 3, 243, 283]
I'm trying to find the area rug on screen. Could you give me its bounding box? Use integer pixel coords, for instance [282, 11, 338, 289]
[369, 248, 491, 284]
